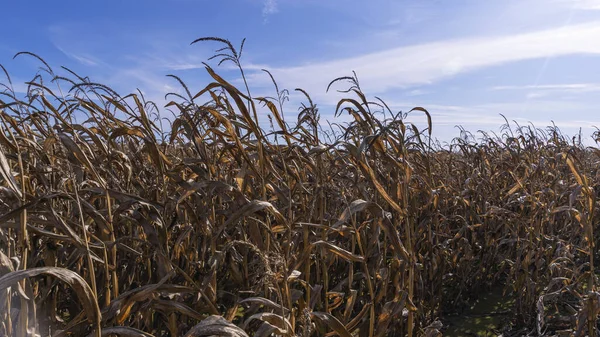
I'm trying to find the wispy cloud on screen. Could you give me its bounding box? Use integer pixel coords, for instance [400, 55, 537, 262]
[0, 80, 28, 94]
[492, 83, 600, 95]
[29, 1, 600, 143]
[493, 83, 600, 90]
[526, 91, 548, 99]
[361, 98, 600, 136]
[54, 44, 100, 66]
[262, 0, 278, 22]
[406, 89, 430, 96]
[565, 0, 600, 10]
[247, 22, 600, 97]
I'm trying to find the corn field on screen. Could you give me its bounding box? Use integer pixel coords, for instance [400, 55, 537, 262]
[0, 38, 599, 336]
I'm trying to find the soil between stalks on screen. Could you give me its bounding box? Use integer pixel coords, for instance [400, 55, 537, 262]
[443, 287, 515, 336]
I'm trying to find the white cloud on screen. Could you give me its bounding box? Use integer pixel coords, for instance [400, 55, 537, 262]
[526, 91, 548, 99]
[69, 54, 98, 67]
[493, 83, 600, 90]
[1, 80, 28, 94]
[565, 0, 600, 10]
[406, 89, 429, 96]
[54, 45, 100, 67]
[492, 83, 600, 95]
[247, 22, 600, 97]
[356, 98, 600, 137]
[262, 0, 278, 21]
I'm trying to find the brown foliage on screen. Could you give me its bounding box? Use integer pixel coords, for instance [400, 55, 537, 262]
[0, 40, 599, 336]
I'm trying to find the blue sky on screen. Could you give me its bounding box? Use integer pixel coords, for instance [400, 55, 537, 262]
[2, 0, 600, 143]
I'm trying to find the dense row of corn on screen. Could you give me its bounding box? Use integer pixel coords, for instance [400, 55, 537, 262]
[0, 39, 598, 336]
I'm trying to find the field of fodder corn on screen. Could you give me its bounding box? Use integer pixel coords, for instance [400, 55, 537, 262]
[0, 38, 599, 336]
